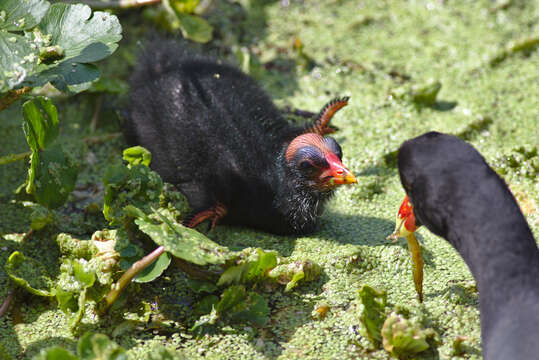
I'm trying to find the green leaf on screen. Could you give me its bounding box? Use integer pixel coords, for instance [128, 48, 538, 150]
[0, 0, 50, 31]
[56, 286, 78, 313]
[411, 80, 441, 106]
[267, 260, 321, 292]
[170, 0, 200, 14]
[0, 31, 36, 93]
[32, 346, 78, 360]
[5, 251, 55, 297]
[29, 143, 79, 209]
[187, 279, 218, 294]
[228, 291, 269, 326]
[39, 61, 100, 94]
[358, 285, 387, 345]
[123, 146, 152, 167]
[18, 3, 122, 93]
[78, 332, 126, 360]
[216, 285, 246, 313]
[73, 260, 96, 288]
[131, 207, 231, 266]
[193, 294, 219, 316]
[24, 202, 54, 230]
[37, 4, 122, 63]
[176, 12, 213, 43]
[218, 248, 278, 286]
[102, 163, 163, 226]
[134, 252, 171, 283]
[22, 97, 59, 151]
[381, 313, 431, 358]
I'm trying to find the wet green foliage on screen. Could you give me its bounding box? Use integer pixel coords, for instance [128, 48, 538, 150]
[142, 0, 213, 43]
[22, 97, 79, 209]
[33, 332, 126, 360]
[102, 152, 163, 226]
[0, 0, 122, 94]
[358, 285, 387, 345]
[1, 0, 537, 358]
[5, 250, 56, 296]
[382, 312, 432, 358]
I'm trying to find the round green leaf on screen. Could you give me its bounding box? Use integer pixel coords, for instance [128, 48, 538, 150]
[37, 3, 122, 62]
[0, 0, 50, 31]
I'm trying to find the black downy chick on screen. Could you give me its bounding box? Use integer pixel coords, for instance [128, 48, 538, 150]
[127, 40, 357, 235]
[396, 132, 539, 360]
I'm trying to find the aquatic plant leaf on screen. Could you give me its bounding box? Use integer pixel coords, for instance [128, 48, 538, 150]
[37, 3, 122, 63]
[78, 332, 126, 360]
[133, 252, 171, 283]
[218, 248, 277, 286]
[0, 0, 50, 31]
[411, 80, 441, 106]
[228, 291, 269, 326]
[130, 206, 231, 266]
[32, 346, 78, 360]
[0, 3, 121, 94]
[358, 285, 387, 345]
[5, 251, 55, 296]
[268, 260, 321, 292]
[176, 12, 213, 43]
[381, 312, 430, 358]
[28, 143, 79, 209]
[24, 202, 54, 230]
[22, 96, 59, 152]
[187, 279, 218, 294]
[0, 31, 36, 93]
[213, 285, 269, 326]
[102, 162, 163, 225]
[123, 146, 152, 167]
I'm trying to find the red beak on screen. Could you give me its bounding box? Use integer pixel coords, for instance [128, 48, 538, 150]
[319, 152, 357, 186]
[395, 195, 419, 236]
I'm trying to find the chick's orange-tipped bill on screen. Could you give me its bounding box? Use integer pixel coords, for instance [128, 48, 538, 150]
[320, 152, 357, 186]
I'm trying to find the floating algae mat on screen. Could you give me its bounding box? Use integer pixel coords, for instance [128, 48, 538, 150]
[1, 0, 539, 359]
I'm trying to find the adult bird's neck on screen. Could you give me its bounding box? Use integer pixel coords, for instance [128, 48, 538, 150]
[445, 188, 539, 338]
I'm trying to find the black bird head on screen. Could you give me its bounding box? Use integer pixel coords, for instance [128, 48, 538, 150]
[285, 132, 357, 190]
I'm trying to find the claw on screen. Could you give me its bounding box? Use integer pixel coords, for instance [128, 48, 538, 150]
[184, 202, 227, 231]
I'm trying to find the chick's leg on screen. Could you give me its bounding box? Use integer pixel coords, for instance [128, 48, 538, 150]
[184, 202, 227, 231]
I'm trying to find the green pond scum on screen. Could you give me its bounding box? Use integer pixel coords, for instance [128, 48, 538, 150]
[1, 0, 538, 359]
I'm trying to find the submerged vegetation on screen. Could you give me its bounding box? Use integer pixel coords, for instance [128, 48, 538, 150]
[0, 0, 538, 359]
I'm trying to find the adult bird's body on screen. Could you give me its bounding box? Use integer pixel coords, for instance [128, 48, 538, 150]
[127, 40, 356, 235]
[396, 132, 539, 360]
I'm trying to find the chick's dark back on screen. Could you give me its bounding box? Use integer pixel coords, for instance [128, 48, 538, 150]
[127, 41, 298, 223]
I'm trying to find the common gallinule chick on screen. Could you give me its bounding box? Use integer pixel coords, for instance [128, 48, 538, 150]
[127, 40, 356, 235]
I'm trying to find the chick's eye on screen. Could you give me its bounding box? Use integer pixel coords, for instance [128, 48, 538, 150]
[299, 160, 313, 170]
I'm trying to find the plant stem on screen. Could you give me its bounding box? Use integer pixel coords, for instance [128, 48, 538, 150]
[0, 151, 31, 165]
[83, 132, 122, 145]
[63, 0, 161, 9]
[0, 291, 15, 317]
[101, 245, 165, 313]
[0, 87, 32, 112]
